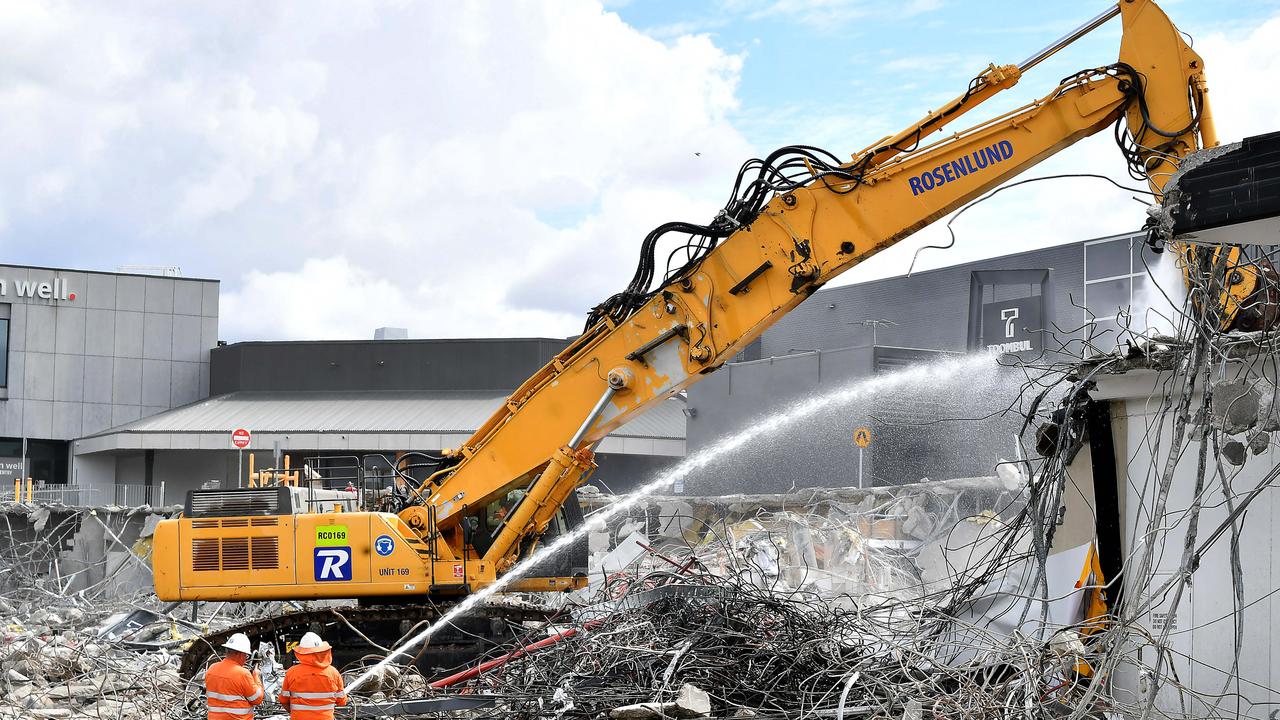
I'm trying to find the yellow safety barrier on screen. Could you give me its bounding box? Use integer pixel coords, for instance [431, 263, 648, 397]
[248, 453, 301, 488]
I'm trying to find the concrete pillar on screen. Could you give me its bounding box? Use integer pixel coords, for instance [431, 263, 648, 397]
[70, 453, 116, 506]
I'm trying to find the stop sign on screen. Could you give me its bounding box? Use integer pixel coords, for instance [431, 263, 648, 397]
[231, 428, 252, 449]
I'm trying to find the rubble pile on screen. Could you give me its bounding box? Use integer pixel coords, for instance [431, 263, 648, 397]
[455, 571, 1081, 719]
[431, 473, 1109, 719]
[579, 470, 1030, 603]
[0, 502, 292, 719]
[0, 598, 185, 719]
[0, 589, 307, 718]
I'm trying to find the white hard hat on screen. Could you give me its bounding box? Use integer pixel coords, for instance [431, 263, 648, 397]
[295, 631, 331, 654]
[222, 633, 252, 654]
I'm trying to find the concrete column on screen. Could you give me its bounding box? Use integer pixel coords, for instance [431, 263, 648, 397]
[70, 453, 116, 506]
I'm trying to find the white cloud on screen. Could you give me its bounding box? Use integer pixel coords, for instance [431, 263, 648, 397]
[219, 255, 578, 341]
[222, 257, 417, 341]
[641, 18, 732, 41]
[727, 0, 941, 28]
[0, 1, 751, 341]
[1198, 17, 1280, 142]
[2, 1, 1274, 346]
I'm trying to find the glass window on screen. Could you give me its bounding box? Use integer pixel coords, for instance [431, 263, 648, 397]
[1085, 239, 1132, 280]
[1089, 318, 1121, 348]
[0, 317, 8, 388]
[1133, 238, 1158, 273]
[16, 440, 69, 484]
[1085, 238, 1176, 351]
[1086, 277, 1131, 319]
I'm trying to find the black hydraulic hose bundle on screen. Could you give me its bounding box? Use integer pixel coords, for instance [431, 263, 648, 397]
[585, 62, 1182, 334]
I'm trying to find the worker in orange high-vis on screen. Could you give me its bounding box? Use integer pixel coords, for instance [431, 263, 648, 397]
[205, 633, 265, 719]
[278, 632, 347, 719]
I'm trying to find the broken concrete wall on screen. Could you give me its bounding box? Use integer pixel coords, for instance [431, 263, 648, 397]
[578, 472, 1031, 603]
[0, 503, 174, 601]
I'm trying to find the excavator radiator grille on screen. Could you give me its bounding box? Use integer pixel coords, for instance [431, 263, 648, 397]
[222, 538, 249, 570]
[190, 535, 280, 572]
[251, 537, 280, 569]
[186, 488, 292, 518]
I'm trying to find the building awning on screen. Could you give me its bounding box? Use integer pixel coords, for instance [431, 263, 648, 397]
[73, 390, 686, 457]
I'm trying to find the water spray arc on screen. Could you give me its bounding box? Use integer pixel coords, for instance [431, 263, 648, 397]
[347, 352, 998, 694]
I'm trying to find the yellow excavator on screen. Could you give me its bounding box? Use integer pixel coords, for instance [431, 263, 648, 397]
[157, 0, 1279, 676]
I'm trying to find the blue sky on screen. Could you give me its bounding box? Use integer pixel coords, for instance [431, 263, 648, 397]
[618, 0, 1280, 151]
[0, 1, 1276, 340]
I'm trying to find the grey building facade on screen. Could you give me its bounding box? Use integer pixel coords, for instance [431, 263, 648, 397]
[0, 264, 219, 493]
[685, 231, 1162, 492]
[72, 338, 685, 504]
[746, 232, 1157, 360]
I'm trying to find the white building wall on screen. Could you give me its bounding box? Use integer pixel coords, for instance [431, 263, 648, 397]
[1111, 391, 1279, 718]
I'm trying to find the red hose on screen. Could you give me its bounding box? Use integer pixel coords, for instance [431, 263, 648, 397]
[429, 620, 602, 689]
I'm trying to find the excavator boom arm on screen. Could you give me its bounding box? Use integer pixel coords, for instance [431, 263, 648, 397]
[420, 0, 1219, 573]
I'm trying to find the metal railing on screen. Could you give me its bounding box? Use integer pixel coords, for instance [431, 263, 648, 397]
[112, 483, 167, 507]
[11, 483, 102, 506]
[8, 482, 172, 507]
[300, 455, 371, 511]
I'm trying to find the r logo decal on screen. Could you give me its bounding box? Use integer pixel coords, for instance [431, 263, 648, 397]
[315, 547, 352, 581]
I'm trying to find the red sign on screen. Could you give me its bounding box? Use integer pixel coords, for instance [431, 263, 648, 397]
[231, 428, 252, 449]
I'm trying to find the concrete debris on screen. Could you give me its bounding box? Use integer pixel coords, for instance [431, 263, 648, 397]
[1210, 377, 1260, 435]
[1249, 430, 1271, 455]
[0, 587, 297, 719]
[0, 502, 297, 719]
[610, 684, 711, 718]
[350, 662, 401, 696]
[1223, 440, 1248, 466]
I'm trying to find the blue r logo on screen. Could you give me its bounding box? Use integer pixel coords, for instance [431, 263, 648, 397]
[314, 547, 352, 581]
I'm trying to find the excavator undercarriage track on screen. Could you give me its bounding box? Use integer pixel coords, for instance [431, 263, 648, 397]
[179, 603, 553, 681]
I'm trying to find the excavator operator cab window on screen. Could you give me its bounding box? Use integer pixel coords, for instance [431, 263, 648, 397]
[486, 488, 526, 527]
[470, 487, 573, 560]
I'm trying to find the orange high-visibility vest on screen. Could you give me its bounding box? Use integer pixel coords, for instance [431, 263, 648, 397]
[278, 650, 346, 720]
[206, 658, 264, 719]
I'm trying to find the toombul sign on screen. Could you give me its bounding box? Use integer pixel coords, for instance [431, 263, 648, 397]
[981, 296, 1043, 355]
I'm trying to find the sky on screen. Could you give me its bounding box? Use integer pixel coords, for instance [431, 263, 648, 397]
[0, 0, 1277, 342]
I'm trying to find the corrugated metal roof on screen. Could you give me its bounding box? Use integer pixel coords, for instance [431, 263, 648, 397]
[90, 391, 686, 440]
